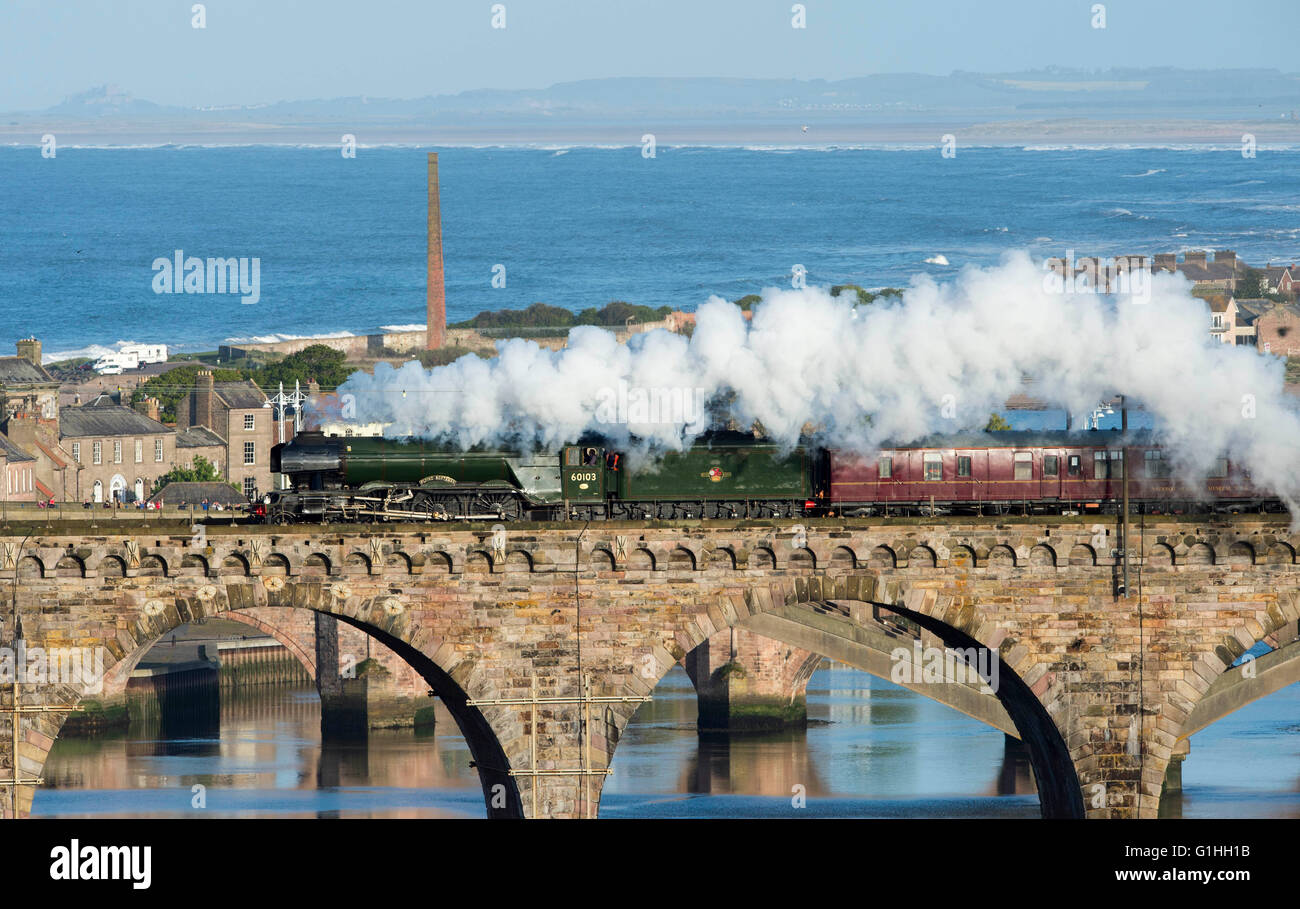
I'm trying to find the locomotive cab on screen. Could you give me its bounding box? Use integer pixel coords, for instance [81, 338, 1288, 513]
[562, 445, 607, 503]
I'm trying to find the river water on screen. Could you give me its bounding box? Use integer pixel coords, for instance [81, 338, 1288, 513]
[32, 664, 1298, 819]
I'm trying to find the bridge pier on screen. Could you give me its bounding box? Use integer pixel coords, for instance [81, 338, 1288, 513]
[1161, 739, 1189, 796]
[684, 628, 820, 732]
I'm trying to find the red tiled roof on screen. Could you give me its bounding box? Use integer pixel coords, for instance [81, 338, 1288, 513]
[34, 478, 53, 498]
[33, 440, 67, 468]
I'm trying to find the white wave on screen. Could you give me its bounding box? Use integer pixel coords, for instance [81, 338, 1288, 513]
[224, 330, 357, 344]
[379, 324, 427, 332]
[924, 254, 950, 266]
[1122, 169, 1166, 177]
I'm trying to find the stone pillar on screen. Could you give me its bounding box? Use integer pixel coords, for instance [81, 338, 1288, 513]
[1161, 739, 1189, 796]
[314, 612, 357, 739]
[685, 627, 819, 732]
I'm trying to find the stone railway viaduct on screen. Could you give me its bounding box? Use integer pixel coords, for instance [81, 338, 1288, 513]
[1, 514, 1296, 819]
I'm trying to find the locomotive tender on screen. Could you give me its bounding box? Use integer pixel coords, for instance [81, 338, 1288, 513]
[259, 428, 1275, 524]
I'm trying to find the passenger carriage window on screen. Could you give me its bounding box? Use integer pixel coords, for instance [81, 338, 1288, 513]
[878, 456, 892, 479]
[1068, 455, 1081, 476]
[1145, 450, 1171, 478]
[1014, 451, 1033, 480]
[923, 453, 942, 481]
[1094, 451, 1110, 479]
[957, 456, 971, 477]
[1044, 456, 1059, 477]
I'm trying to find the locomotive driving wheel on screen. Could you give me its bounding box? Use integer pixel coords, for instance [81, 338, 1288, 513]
[479, 492, 523, 522]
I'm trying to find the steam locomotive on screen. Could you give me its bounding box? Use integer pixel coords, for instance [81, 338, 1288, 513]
[257, 429, 1278, 524]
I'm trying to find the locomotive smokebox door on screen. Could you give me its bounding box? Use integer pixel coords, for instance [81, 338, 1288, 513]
[562, 446, 605, 502]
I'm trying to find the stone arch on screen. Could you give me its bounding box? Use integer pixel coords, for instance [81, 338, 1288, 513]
[1185, 542, 1215, 565]
[53, 554, 84, 578]
[138, 554, 167, 578]
[1029, 544, 1057, 568]
[98, 555, 126, 578]
[301, 553, 332, 577]
[788, 547, 816, 570]
[261, 553, 290, 576]
[829, 546, 857, 570]
[1227, 541, 1254, 566]
[424, 551, 453, 574]
[327, 609, 523, 818]
[1147, 543, 1174, 568]
[178, 553, 209, 577]
[986, 545, 1016, 569]
[48, 597, 525, 820]
[1264, 541, 1296, 565]
[1068, 544, 1097, 567]
[220, 553, 249, 577]
[868, 545, 896, 569]
[505, 550, 533, 573]
[949, 545, 976, 568]
[464, 551, 493, 574]
[747, 546, 775, 570]
[343, 552, 372, 575]
[627, 548, 655, 571]
[590, 548, 616, 571]
[385, 551, 413, 574]
[861, 593, 1084, 819]
[907, 545, 936, 568]
[707, 547, 736, 570]
[222, 609, 319, 680]
[667, 547, 696, 571]
[1165, 604, 1300, 815]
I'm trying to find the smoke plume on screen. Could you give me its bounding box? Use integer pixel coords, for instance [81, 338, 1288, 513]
[335, 253, 1300, 514]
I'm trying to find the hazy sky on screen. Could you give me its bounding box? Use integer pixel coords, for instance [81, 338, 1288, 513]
[3, 0, 1299, 110]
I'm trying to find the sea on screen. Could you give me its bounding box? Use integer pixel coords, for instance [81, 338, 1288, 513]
[4, 143, 1300, 363]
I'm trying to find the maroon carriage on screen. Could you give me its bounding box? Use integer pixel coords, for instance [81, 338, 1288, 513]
[823, 431, 1267, 516]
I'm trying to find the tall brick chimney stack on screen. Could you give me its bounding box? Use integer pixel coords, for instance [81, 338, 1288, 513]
[426, 152, 446, 350]
[196, 370, 216, 431]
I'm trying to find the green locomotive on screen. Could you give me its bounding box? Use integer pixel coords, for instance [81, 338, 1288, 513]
[262, 430, 817, 523]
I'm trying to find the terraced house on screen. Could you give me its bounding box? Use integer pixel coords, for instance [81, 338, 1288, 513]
[57, 397, 176, 504]
[174, 370, 274, 500]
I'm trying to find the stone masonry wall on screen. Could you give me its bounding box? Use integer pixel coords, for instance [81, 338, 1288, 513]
[0, 515, 1294, 819]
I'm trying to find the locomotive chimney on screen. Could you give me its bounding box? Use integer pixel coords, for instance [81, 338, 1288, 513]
[426, 152, 446, 350]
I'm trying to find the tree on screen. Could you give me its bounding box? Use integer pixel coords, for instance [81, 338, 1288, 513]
[574, 300, 672, 326]
[131, 364, 243, 422]
[152, 456, 234, 495]
[984, 413, 1013, 431]
[252, 344, 355, 390]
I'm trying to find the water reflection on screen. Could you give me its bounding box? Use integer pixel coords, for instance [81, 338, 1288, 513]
[32, 663, 1298, 819]
[37, 685, 483, 818]
[601, 666, 1040, 817]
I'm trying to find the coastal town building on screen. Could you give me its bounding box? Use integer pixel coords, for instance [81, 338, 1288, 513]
[58, 396, 176, 504]
[1154, 249, 1249, 292]
[0, 432, 36, 505]
[175, 371, 275, 500]
[1205, 294, 1239, 343]
[1253, 301, 1300, 357]
[0, 338, 59, 419]
[1259, 264, 1297, 296]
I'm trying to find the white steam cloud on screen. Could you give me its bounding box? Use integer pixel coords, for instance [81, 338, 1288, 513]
[335, 253, 1300, 514]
